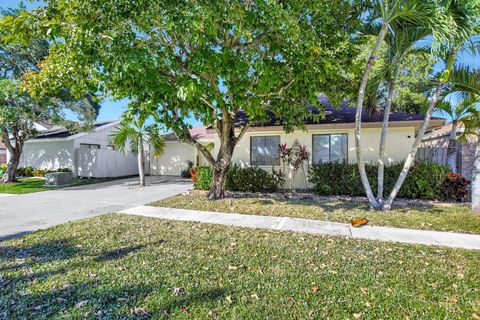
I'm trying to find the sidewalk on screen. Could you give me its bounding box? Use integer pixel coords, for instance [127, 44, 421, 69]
[119, 206, 480, 250]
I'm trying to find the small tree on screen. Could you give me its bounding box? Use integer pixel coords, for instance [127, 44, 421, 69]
[2, 0, 360, 199]
[110, 107, 165, 186]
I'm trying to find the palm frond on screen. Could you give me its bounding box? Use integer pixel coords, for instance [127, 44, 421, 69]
[109, 122, 139, 155]
[145, 125, 166, 158]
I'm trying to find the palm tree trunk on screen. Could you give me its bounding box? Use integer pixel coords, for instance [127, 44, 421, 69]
[355, 23, 388, 209]
[471, 136, 480, 214]
[382, 83, 444, 210]
[446, 120, 458, 173]
[377, 79, 396, 202]
[383, 49, 458, 210]
[137, 139, 145, 186]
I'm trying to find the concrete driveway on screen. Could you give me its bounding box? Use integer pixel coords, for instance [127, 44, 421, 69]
[0, 176, 192, 240]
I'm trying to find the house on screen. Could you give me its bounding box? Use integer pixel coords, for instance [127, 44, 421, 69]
[0, 141, 6, 165]
[420, 122, 477, 181]
[151, 103, 446, 188]
[12, 120, 139, 178]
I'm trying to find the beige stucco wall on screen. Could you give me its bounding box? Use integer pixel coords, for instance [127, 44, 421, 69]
[213, 126, 416, 188]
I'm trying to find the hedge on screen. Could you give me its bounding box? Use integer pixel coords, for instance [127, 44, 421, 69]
[191, 165, 284, 193]
[16, 167, 72, 178]
[308, 161, 467, 201]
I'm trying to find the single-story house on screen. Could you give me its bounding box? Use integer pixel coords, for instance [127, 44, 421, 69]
[11, 120, 139, 178]
[420, 122, 477, 181]
[0, 141, 6, 165]
[152, 103, 446, 188]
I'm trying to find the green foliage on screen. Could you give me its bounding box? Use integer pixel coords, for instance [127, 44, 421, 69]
[193, 167, 212, 191]
[308, 162, 454, 201]
[226, 165, 285, 193]
[180, 161, 194, 178]
[193, 165, 284, 193]
[0, 163, 6, 176]
[16, 167, 72, 177]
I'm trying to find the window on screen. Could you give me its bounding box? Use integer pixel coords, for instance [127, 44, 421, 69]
[312, 134, 348, 164]
[80, 143, 101, 150]
[251, 136, 280, 166]
[107, 145, 115, 151]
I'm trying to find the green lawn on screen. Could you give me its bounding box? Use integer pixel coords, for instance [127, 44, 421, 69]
[0, 177, 116, 194]
[0, 214, 478, 319]
[151, 191, 480, 234]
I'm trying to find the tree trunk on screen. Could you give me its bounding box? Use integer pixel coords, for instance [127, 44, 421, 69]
[355, 23, 388, 209]
[377, 78, 397, 202]
[446, 121, 458, 173]
[2, 149, 21, 183]
[1, 127, 23, 183]
[208, 163, 229, 200]
[137, 139, 145, 186]
[382, 83, 444, 210]
[471, 137, 480, 214]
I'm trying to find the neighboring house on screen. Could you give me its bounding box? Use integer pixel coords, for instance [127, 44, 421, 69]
[150, 126, 215, 175]
[11, 120, 139, 178]
[152, 102, 445, 188]
[0, 141, 6, 165]
[420, 122, 477, 181]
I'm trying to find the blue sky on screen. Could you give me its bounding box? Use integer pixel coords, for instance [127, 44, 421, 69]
[2, 0, 479, 124]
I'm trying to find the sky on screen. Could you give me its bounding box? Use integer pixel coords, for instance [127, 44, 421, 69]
[2, 0, 479, 124]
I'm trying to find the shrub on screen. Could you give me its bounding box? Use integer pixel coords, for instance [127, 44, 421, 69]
[33, 168, 46, 177]
[441, 173, 470, 202]
[0, 164, 6, 176]
[193, 165, 285, 193]
[308, 161, 453, 201]
[15, 167, 72, 177]
[16, 166, 34, 177]
[181, 161, 194, 178]
[226, 165, 285, 193]
[194, 167, 212, 190]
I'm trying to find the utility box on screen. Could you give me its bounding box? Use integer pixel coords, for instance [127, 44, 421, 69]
[45, 172, 73, 187]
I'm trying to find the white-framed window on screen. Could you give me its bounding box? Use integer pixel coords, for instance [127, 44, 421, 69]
[312, 134, 348, 164]
[80, 143, 101, 150]
[250, 136, 280, 166]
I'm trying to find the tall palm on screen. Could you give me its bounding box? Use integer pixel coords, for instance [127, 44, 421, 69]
[383, 0, 480, 210]
[110, 114, 165, 186]
[437, 98, 479, 173]
[355, 0, 441, 209]
[376, 23, 431, 202]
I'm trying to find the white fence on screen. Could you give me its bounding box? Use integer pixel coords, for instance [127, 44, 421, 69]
[76, 148, 138, 178]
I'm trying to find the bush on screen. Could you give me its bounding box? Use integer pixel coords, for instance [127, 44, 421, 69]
[193, 167, 212, 190]
[0, 163, 6, 176]
[192, 165, 285, 193]
[181, 161, 194, 178]
[16, 167, 72, 177]
[226, 165, 284, 193]
[308, 161, 453, 201]
[441, 173, 470, 202]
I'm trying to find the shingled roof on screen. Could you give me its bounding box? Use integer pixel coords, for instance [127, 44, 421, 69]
[234, 97, 444, 127]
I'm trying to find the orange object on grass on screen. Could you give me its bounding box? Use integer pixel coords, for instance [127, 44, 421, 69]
[350, 218, 369, 228]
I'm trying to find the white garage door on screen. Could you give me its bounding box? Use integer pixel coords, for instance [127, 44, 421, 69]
[151, 142, 195, 176]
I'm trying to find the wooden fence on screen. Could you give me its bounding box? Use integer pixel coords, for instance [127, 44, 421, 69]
[415, 147, 448, 165]
[76, 148, 139, 178]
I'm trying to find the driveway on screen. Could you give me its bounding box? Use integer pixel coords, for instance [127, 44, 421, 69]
[0, 176, 192, 240]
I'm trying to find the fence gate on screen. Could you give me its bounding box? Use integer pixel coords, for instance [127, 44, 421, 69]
[76, 148, 139, 178]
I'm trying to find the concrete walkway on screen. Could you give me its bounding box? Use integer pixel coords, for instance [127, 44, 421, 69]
[119, 206, 480, 250]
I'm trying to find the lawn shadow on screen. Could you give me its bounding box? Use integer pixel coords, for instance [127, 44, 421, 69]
[0, 238, 81, 271]
[94, 244, 145, 262]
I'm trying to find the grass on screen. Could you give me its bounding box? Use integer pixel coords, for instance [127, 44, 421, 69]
[0, 214, 479, 319]
[0, 177, 116, 194]
[151, 191, 480, 234]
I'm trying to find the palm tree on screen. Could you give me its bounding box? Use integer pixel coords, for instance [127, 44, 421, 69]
[381, 0, 480, 210]
[436, 98, 479, 173]
[375, 23, 431, 202]
[354, 0, 441, 209]
[110, 113, 165, 186]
